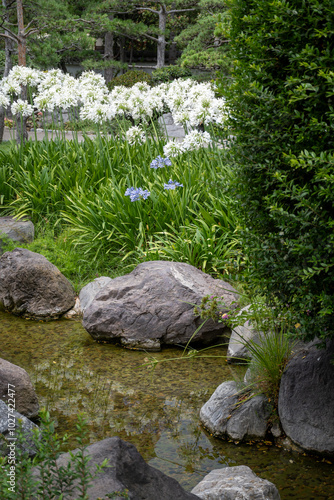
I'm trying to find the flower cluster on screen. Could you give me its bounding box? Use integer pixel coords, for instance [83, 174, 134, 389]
[164, 179, 183, 190]
[125, 187, 151, 202]
[150, 155, 172, 169]
[125, 125, 146, 145]
[164, 79, 226, 128]
[163, 130, 212, 157]
[0, 66, 227, 131]
[11, 99, 34, 117]
[0, 92, 10, 108]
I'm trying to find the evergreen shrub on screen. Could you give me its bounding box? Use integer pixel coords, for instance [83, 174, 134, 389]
[224, 0, 334, 342]
[107, 70, 152, 90]
[151, 66, 192, 84]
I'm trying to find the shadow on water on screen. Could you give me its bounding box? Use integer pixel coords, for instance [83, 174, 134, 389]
[0, 311, 333, 499]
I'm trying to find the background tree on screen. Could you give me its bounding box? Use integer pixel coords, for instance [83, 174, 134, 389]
[80, 1, 200, 74]
[224, 0, 334, 343]
[76, 1, 148, 82]
[133, 0, 199, 68]
[175, 0, 231, 72]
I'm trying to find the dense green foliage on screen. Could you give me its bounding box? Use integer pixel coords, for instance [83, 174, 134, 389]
[150, 66, 192, 84]
[107, 70, 152, 90]
[223, 0, 334, 342]
[0, 132, 240, 285]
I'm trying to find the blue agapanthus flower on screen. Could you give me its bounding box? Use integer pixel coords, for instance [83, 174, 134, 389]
[150, 155, 172, 169]
[164, 179, 184, 190]
[125, 187, 151, 202]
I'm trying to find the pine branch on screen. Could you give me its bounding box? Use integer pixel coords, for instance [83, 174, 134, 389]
[0, 32, 18, 43]
[168, 8, 197, 14]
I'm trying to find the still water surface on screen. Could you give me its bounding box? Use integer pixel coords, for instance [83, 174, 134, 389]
[0, 311, 333, 499]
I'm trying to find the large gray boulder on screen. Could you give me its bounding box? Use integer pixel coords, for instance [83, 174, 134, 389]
[83, 261, 238, 351]
[0, 358, 39, 419]
[278, 339, 334, 454]
[0, 400, 38, 458]
[191, 466, 281, 500]
[0, 216, 34, 254]
[79, 276, 113, 313]
[0, 248, 75, 320]
[200, 381, 271, 441]
[33, 436, 199, 500]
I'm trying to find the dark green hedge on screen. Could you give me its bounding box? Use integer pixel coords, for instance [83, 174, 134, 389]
[224, 0, 334, 342]
[151, 66, 192, 84]
[107, 70, 152, 90]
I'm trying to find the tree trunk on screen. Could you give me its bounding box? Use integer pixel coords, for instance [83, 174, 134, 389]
[16, 0, 28, 144]
[156, 6, 167, 68]
[58, 60, 68, 74]
[129, 42, 133, 64]
[3, 0, 14, 75]
[168, 4, 177, 65]
[0, 0, 14, 143]
[17, 0, 26, 66]
[119, 35, 126, 74]
[0, 108, 5, 144]
[104, 31, 114, 83]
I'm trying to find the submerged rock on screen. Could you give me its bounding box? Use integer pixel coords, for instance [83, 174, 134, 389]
[63, 296, 82, 319]
[83, 261, 238, 351]
[278, 339, 334, 454]
[0, 248, 75, 320]
[0, 358, 39, 419]
[200, 380, 271, 441]
[0, 400, 38, 458]
[33, 436, 199, 499]
[191, 466, 281, 499]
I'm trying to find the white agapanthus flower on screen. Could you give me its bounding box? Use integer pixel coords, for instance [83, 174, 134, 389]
[1, 77, 21, 96]
[126, 125, 146, 145]
[182, 130, 212, 151]
[11, 99, 34, 117]
[209, 97, 228, 125]
[80, 101, 117, 123]
[163, 79, 219, 127]
[5, 66, 42, 88]
[77, 71, 109, 105]
[37, 69, 65, 92]
[0, 92, 10, 108]
[173, 110, 191, 126]
[163, 140, 184, 157]
[1, 66, 228, 129]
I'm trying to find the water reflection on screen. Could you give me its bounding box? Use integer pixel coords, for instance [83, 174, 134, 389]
[0, 312, 333, 499]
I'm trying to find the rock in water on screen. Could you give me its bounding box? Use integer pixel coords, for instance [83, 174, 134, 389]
[83, 261, 238, 350]
[79, 276, 113, 313]
[0, 248, 75, 319]
[191, 466, 281, 499]
[0, 400, 38, 458]
[0, 358, 39, 419]
[200, 380, 271, 441]
[226, 305, 260, 363]
[33, 437, 199, 499]
[278, 339, 334, 454]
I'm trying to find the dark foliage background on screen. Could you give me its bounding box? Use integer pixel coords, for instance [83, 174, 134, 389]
[223, 0, 334, 342]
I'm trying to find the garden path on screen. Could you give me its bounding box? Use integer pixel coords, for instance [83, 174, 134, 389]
[2, 120, 186, 143]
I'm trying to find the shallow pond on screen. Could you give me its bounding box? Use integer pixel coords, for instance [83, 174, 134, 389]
[0, 311, 333, 499]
